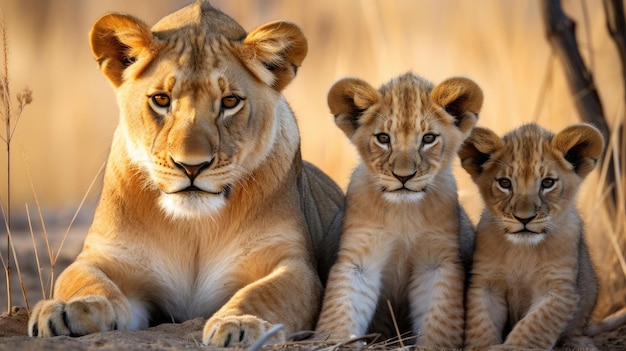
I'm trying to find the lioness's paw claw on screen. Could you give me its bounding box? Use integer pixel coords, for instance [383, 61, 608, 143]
[28, 296, 122, 337]
[28, 300, 71, 337]
[202, 315, 285, 347]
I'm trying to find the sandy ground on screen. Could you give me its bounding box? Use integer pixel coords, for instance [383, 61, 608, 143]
[0, 308, 209, 351]
[1, 225, 625, 350]
[1, 306, 626, 351]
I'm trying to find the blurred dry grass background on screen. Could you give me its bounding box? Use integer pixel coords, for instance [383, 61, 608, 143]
[0, 0, 624, 317]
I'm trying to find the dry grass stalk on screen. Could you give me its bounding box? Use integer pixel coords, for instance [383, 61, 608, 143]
[248, 324, 284, 351]
[606, 122, 626, 277]
[592, 114, 626, 317]
[22, 152, 105, 300]
[23, 152, 54, 296]
[26, 204, 45, 302]
[52, 161, 105, 276]
[0, 200, 28, 312]
[0, 8, 33, 314]
[0, 8, 11, 316]
[386, 300, 404, 350]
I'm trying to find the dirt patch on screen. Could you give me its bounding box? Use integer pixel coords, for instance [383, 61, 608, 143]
[0, 307, 29, 338]
[0, 307, 207, 351]
[1, 306, 625, 351]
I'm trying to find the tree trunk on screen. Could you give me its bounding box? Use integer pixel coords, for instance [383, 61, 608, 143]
[542, 0, 618, 208]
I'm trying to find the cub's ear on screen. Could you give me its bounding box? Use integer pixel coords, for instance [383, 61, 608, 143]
[458, 127, 503, 179]
[431, 77, 483, 135]
[552, 124, 604, 178]
[327, 78, 380, 138]
[90, 13, 154, 87]
[239, 21, 307, 92]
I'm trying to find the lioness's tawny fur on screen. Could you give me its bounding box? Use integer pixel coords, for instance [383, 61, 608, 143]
[27, 1, 342, 347]
[316, 73, 482, 348]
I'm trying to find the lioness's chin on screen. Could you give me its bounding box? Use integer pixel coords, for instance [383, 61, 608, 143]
[159, 192, 226, 219]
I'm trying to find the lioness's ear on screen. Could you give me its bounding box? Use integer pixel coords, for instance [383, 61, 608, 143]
[327, 78, 380, 138]
[552, 124, 604, 178]
[90, 13, 154, 87]
[240, 21, 307, 92]
[458, 127, 503, 179]
[431, 77, 483, 135]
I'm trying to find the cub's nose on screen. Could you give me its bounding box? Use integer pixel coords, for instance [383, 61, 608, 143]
[171, 158, 212, 181]
[392, 171, 416, 184]
[514, 214, 537, 226]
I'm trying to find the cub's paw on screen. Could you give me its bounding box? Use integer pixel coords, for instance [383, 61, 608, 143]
[202, 315, 286, 347]
[28, 296, 120, 337]
[559, 336, 598, 351]
[485, 345, 521, 351]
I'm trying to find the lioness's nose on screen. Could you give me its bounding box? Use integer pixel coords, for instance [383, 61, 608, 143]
[172, 158, 212, 180]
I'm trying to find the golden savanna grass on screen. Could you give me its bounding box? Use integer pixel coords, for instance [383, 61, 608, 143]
[0, 8, 33, 313]
[0, 0, 624, 321]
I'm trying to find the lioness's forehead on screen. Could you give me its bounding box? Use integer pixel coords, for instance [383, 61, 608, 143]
[124, 1, 249, 86]
[151, 1, 246, 41]
[161, 31, 237, 73]
[148, 1, 246, 74]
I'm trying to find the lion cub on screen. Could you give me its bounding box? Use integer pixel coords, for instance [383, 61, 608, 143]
[315, 73, 482, 348]
[460, 123, 604, 350]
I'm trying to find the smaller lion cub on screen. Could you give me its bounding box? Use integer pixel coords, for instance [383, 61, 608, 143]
[460, 123, 604, 350]
[315, 73, 482, 348]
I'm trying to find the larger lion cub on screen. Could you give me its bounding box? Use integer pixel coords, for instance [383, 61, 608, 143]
[316, 73, 482, 348]
[27, 1, 343, 347]
[460, 123, 603, 350]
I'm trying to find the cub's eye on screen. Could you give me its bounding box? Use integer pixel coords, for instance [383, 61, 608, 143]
[151, 94, 170, 108]
[496, 178, 512, 190]
[375, 133, 390, 144]
[221, 95, 241, 109]
[541, 178, 557, 190]
[422, 133, 437, 145]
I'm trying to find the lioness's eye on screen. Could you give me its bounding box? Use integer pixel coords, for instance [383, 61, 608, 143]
[375, 133, 390, 144]
[151, 94, 170, 108]
[422, 133, 437, 144]
[541, 178, 557, 189]
[221, 95, 240, 109]
[497, 178, 512, 189]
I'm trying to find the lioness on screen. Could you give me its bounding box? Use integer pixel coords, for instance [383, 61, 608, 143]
[28, 1, 343, 347]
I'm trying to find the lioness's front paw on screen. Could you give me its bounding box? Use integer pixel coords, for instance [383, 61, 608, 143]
[202, 315, 286, 347]
[28, 296, 120, 337]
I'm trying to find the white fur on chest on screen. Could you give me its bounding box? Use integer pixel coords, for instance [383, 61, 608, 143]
[153, 244, 243, 321]
[89, 231, 247, 325]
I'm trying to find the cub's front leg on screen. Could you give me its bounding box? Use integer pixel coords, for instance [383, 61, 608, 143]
[315, 228, 386, 341]
[315, 260, 382, 341]
[202, 258, 321, 347]
[502, 283, 579, 349]
[464, 278, 508, 349]
[28, 261, 143, 337]
[410, 246, 466, 348]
